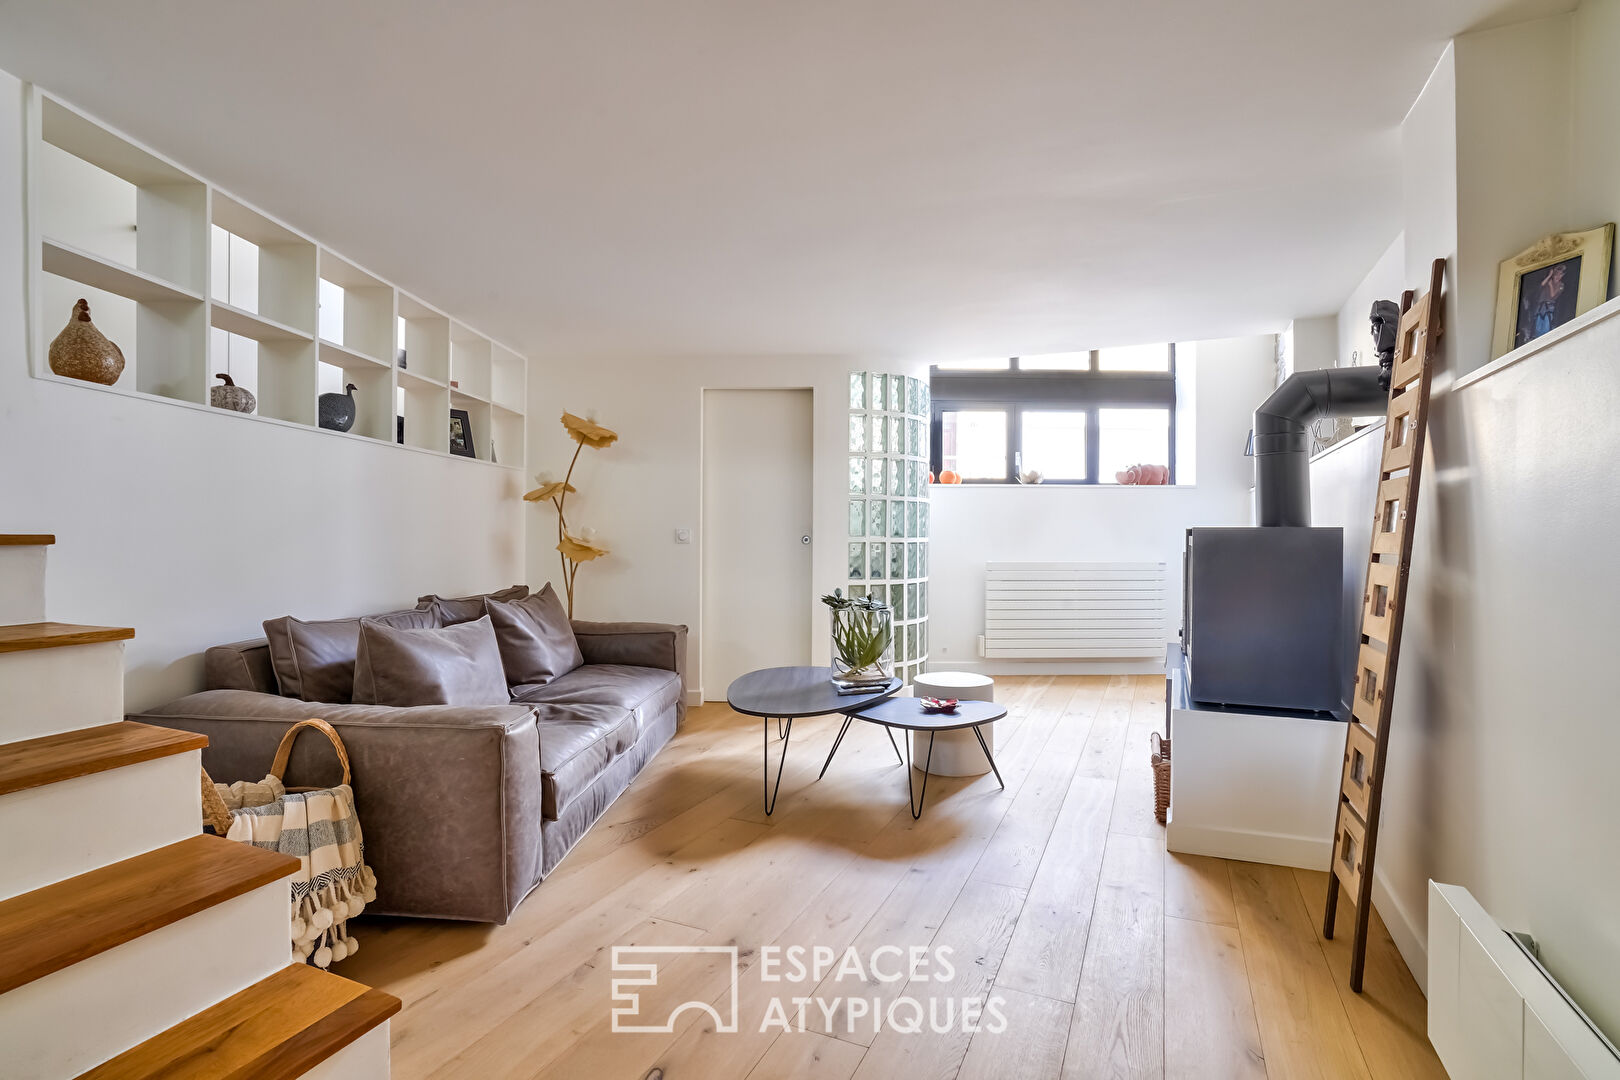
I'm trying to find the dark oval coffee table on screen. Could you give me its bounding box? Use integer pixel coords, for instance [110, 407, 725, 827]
[726, 666, 902, 814]
[848, 697, 1007, 818]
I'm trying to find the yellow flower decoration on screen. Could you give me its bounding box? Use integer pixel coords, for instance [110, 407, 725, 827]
[561, 412, 618, 449]
[558, 531, 609, 562]
[523, 480, 577, 502]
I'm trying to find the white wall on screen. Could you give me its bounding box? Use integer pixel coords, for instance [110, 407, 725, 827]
[1314, 0, 1620, 1026]
[523, 355, 924, 702]
[0, 70, 523, 711]
[929, 335, 1275, 672]
[1335, 233, 1405, 368]
[1310, 301, 1620, 1037]
[1454, 13, 1575, 373]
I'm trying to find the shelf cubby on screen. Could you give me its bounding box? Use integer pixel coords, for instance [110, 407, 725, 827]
[28, 87, 527, 468]
[37, 96, 206, 296]
[397, 294, 450, 386]
[210, 191, 316, 337]
[490, 403, 525, 467]
[450, 391, 491, 460]
[331, 361, 393, 443]
[449, 324, 492, 401]
[491, 343, 526, 412]
[40, 269, 207, 403]
[399, 382, 449, 453]
[257, 339, 318, 425]
[318, 250, 393, 364]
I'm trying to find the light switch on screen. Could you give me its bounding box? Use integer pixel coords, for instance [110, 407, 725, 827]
[674, 528, 692, 544]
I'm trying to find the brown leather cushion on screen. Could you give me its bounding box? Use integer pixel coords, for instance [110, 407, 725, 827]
[485, 585, 583, 687]
[352, 615, 511, 706]
[263, 608, 438, 703]
[510, 664, 682, 736]
[533, 702, 639, 819]
[417, 585, 529, 626]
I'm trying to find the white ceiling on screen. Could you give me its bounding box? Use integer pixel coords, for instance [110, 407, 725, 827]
[0, 0, 1569, 359]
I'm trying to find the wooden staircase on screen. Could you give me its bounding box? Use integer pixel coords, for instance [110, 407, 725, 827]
[0, 535, 397, 1078]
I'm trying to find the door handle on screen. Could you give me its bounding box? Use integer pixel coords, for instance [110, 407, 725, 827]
[801, 535, 811, 545]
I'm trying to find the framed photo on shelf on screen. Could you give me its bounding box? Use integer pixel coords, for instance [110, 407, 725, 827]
[449, 408, 476, 458]
[1492, 224, 1614, 358]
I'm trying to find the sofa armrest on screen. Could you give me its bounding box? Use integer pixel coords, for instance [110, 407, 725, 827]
[572, 620, 688, 700]
[136, 689, 545, 924]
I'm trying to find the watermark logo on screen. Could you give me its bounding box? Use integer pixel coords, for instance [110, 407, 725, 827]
[609, 943, 1008, 1037]
[610, 945, 741, 1034]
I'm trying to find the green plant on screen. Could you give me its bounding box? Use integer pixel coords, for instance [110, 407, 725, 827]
[821, 589, 892, 672]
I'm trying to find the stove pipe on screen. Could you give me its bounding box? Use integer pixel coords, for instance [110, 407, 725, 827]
[1252, 366, 1388, 526]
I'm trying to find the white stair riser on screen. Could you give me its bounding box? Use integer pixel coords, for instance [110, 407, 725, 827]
[0, 547, 47, 624]
[0, 641, 125, 741]
[300, 1022, 391, 1080]
[0, 879, 291, 1078]
[0, 750, 202, 902]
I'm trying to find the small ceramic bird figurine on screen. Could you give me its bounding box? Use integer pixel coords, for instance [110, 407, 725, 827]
[319, 383, 358, 432]
[49, 298, 125, 385]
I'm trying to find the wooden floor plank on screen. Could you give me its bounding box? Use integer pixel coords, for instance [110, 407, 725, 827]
[1165, 851, 1239, 927]
[744, 1030, 867, 1080]
[1164, 915, 1266, 1080]
[851, 879, 1027, 1079]
[1062, 831, 1166, 1080]
[957, 985, 1072, 1080]
[1228, 860, 1372, 1080]
[1292, 868, 1448, 1080]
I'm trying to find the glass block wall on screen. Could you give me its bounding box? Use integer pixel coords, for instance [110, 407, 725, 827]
[847, 371, 929, 684]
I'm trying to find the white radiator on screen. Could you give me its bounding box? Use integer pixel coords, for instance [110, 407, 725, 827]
[1429, 881, 1620, 1079]
[979, 562, 1169, 659]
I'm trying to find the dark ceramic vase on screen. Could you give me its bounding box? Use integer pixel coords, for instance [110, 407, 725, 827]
[319, 383, 357, 432]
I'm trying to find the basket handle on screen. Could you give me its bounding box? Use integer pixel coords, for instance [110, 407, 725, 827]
[270, 718, 352, 786]
[200, 767, 234, 836]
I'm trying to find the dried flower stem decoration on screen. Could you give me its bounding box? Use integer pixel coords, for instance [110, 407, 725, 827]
[524, 412, 618, 617]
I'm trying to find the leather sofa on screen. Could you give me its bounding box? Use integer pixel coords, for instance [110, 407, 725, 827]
[137, 617, 686, 924]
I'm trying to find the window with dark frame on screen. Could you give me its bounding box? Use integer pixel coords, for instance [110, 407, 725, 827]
[930, 345, 1177, 484]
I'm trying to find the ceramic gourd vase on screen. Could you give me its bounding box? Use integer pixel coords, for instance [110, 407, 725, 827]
[210, 372, 256, 414]
[49, 298, 125, 386]
[319, 383, 357, 432]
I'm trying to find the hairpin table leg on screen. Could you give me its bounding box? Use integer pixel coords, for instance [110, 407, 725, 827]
[904, 729, 936, 819]
[972, 725, 1004, 789]
[818, 715, 854, 779]
[884, 724, 904, 765]
[763, 717, 793, 814]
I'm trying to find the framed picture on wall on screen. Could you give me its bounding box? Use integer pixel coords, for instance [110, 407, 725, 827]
[1492, 224, 1614, 358]
[449, 408, 476, 458]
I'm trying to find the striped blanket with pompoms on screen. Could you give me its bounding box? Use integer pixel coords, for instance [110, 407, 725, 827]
[218, 776, 377, 967]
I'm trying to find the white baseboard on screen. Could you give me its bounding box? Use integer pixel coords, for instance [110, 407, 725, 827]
[685, 689, 704, 707]
[1166, 818, 1332, 871]
[1373, 869, 1428, 994]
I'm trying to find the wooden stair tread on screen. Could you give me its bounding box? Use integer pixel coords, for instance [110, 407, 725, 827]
[0, 533, 54, 546]
[0, 835, 297, 995]
[0, 621, 135, 654]
[0, 721, 208, 797]
[77, 963, 400, 1080]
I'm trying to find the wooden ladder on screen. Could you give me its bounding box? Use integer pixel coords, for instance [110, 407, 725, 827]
[1322, 256, 1445, 992]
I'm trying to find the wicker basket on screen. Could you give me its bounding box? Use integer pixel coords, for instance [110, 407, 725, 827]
[1150, 731, 1171, 825]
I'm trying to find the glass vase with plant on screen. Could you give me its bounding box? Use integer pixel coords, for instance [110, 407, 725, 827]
[821, 588, 894, 686]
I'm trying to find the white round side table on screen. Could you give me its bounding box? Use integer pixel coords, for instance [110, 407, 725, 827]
[910, 671, 996, 776]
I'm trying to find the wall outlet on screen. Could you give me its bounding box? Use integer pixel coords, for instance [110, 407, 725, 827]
[674, 528, 692, 544]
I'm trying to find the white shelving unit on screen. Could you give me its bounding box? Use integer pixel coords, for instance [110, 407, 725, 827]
[24, 85, 527, 467]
